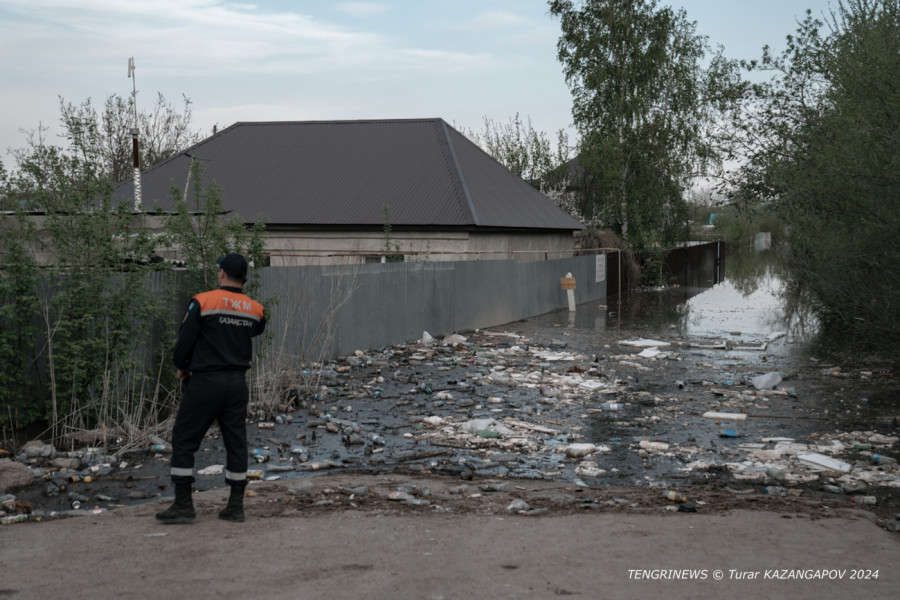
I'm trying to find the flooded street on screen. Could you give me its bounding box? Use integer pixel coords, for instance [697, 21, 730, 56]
[4, 248, 899, 529]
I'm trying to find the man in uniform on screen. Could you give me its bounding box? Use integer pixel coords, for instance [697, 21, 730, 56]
[156, 253, 266, 524]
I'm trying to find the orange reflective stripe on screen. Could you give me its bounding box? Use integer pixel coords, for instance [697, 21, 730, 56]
[194, 289, 264, 321]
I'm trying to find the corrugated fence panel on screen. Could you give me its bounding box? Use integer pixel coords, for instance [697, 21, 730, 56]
[254, 255, 607, 359]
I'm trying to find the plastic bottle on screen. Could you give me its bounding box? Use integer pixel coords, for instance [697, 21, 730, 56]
[389, 491, 415, 502]
[763, 486, 787, 496]
[850, 495, 876, 504]
[1, 514, 29, 524]
[872, 454, 897, 465]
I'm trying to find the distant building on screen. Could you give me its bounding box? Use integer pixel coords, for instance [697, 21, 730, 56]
[112, 118, 584, 265]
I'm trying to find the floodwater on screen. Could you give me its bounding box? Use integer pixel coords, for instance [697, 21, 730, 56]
[17, 244, 897, 517]
[532, 246, 818, 363]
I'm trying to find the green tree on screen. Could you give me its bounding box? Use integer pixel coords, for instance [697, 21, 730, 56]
[549, 0, 741, 262]
[164, 158, 267, 292]
[0, 145, 168, 440]
[728, 0, 900, 358]
[0, 94, 256, 440]
[0, 214, 41, 430]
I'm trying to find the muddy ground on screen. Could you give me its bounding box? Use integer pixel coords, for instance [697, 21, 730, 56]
[6, 295, 900, 527]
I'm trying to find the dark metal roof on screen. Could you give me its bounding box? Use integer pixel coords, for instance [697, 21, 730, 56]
[113, 118, 584, 231]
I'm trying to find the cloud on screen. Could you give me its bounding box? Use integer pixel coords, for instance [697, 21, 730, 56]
[461, 10, 529, 31]
[0, 0, 492, 78]
[0, 0, 385, 74]
[335, 2, 390, 18]
[0, 0, 567, 155]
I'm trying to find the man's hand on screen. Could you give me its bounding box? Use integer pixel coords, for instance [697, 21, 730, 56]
[176, 369, 191, 381]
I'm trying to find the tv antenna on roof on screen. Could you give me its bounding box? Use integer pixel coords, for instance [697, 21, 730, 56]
[128, 57, 143, 211]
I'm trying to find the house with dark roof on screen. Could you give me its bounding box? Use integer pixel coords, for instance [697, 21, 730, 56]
[113, 118, 584, 265]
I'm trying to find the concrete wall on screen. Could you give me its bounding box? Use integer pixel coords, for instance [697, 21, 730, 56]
[263, 230, 579, 266]
[0, 214, 578, 269]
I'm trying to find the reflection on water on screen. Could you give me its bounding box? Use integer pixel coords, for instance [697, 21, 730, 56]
[537, 245, 820, 357]
[680, 273, 792, 339]
[678, 247, 819, 346]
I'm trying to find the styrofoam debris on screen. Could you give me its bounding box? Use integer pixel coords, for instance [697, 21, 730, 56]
[197, 464, 224, 475]
[638, 440, 670, 452]
[688, 340, 727, 349]
[618, 360, 652, 371]
[443, 334, 467, 346]
[563, 443, 598, 457]
[739, 443, 767, 450]
[869, 434, 899, 446]
[815, 440, 845, 454]
[460, 418, 514, 436]
[575, 461, 607, 478]
[773, 442, 808, 455]
[620, 338, 671, 348]
[683, 460, 715, 471]
[531, 351, 578, 361]
[578, 380, 606, 391]
[732, 468, 769, 481]
[745, 450, 786, 462]
[702, 411, 747, 421]
[796, 452, 852, 473]
[750, 371, 782, 390]
[637, 347, 662, 358]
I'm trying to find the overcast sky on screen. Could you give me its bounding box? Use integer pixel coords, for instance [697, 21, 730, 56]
[0, 0, 832, 164]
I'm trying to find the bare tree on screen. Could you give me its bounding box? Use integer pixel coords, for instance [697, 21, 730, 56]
[59, 93, 202, 184]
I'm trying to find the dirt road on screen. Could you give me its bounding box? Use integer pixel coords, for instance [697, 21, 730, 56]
[2, 473, 898, 600]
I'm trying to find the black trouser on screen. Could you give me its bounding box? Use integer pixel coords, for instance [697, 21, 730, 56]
[170, 369, 249, 488]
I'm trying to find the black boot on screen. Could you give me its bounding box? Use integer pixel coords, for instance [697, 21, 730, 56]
[155, 482, 195, 524]
[218, 485, 245, 522]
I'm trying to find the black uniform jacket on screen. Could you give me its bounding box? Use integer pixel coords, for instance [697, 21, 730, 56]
[173, 285, 266, 372]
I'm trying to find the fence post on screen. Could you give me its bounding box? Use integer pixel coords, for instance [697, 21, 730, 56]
[561, 272, 576, 312]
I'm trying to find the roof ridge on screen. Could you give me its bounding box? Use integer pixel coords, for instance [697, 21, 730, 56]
[437, 120, 479, 226]
[229, 118, 445, 127]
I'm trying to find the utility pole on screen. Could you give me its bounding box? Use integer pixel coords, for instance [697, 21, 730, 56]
[127, 57, 143, 212]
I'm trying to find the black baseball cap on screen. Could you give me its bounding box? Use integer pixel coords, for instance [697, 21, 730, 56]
[216, 253, 248, 280]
